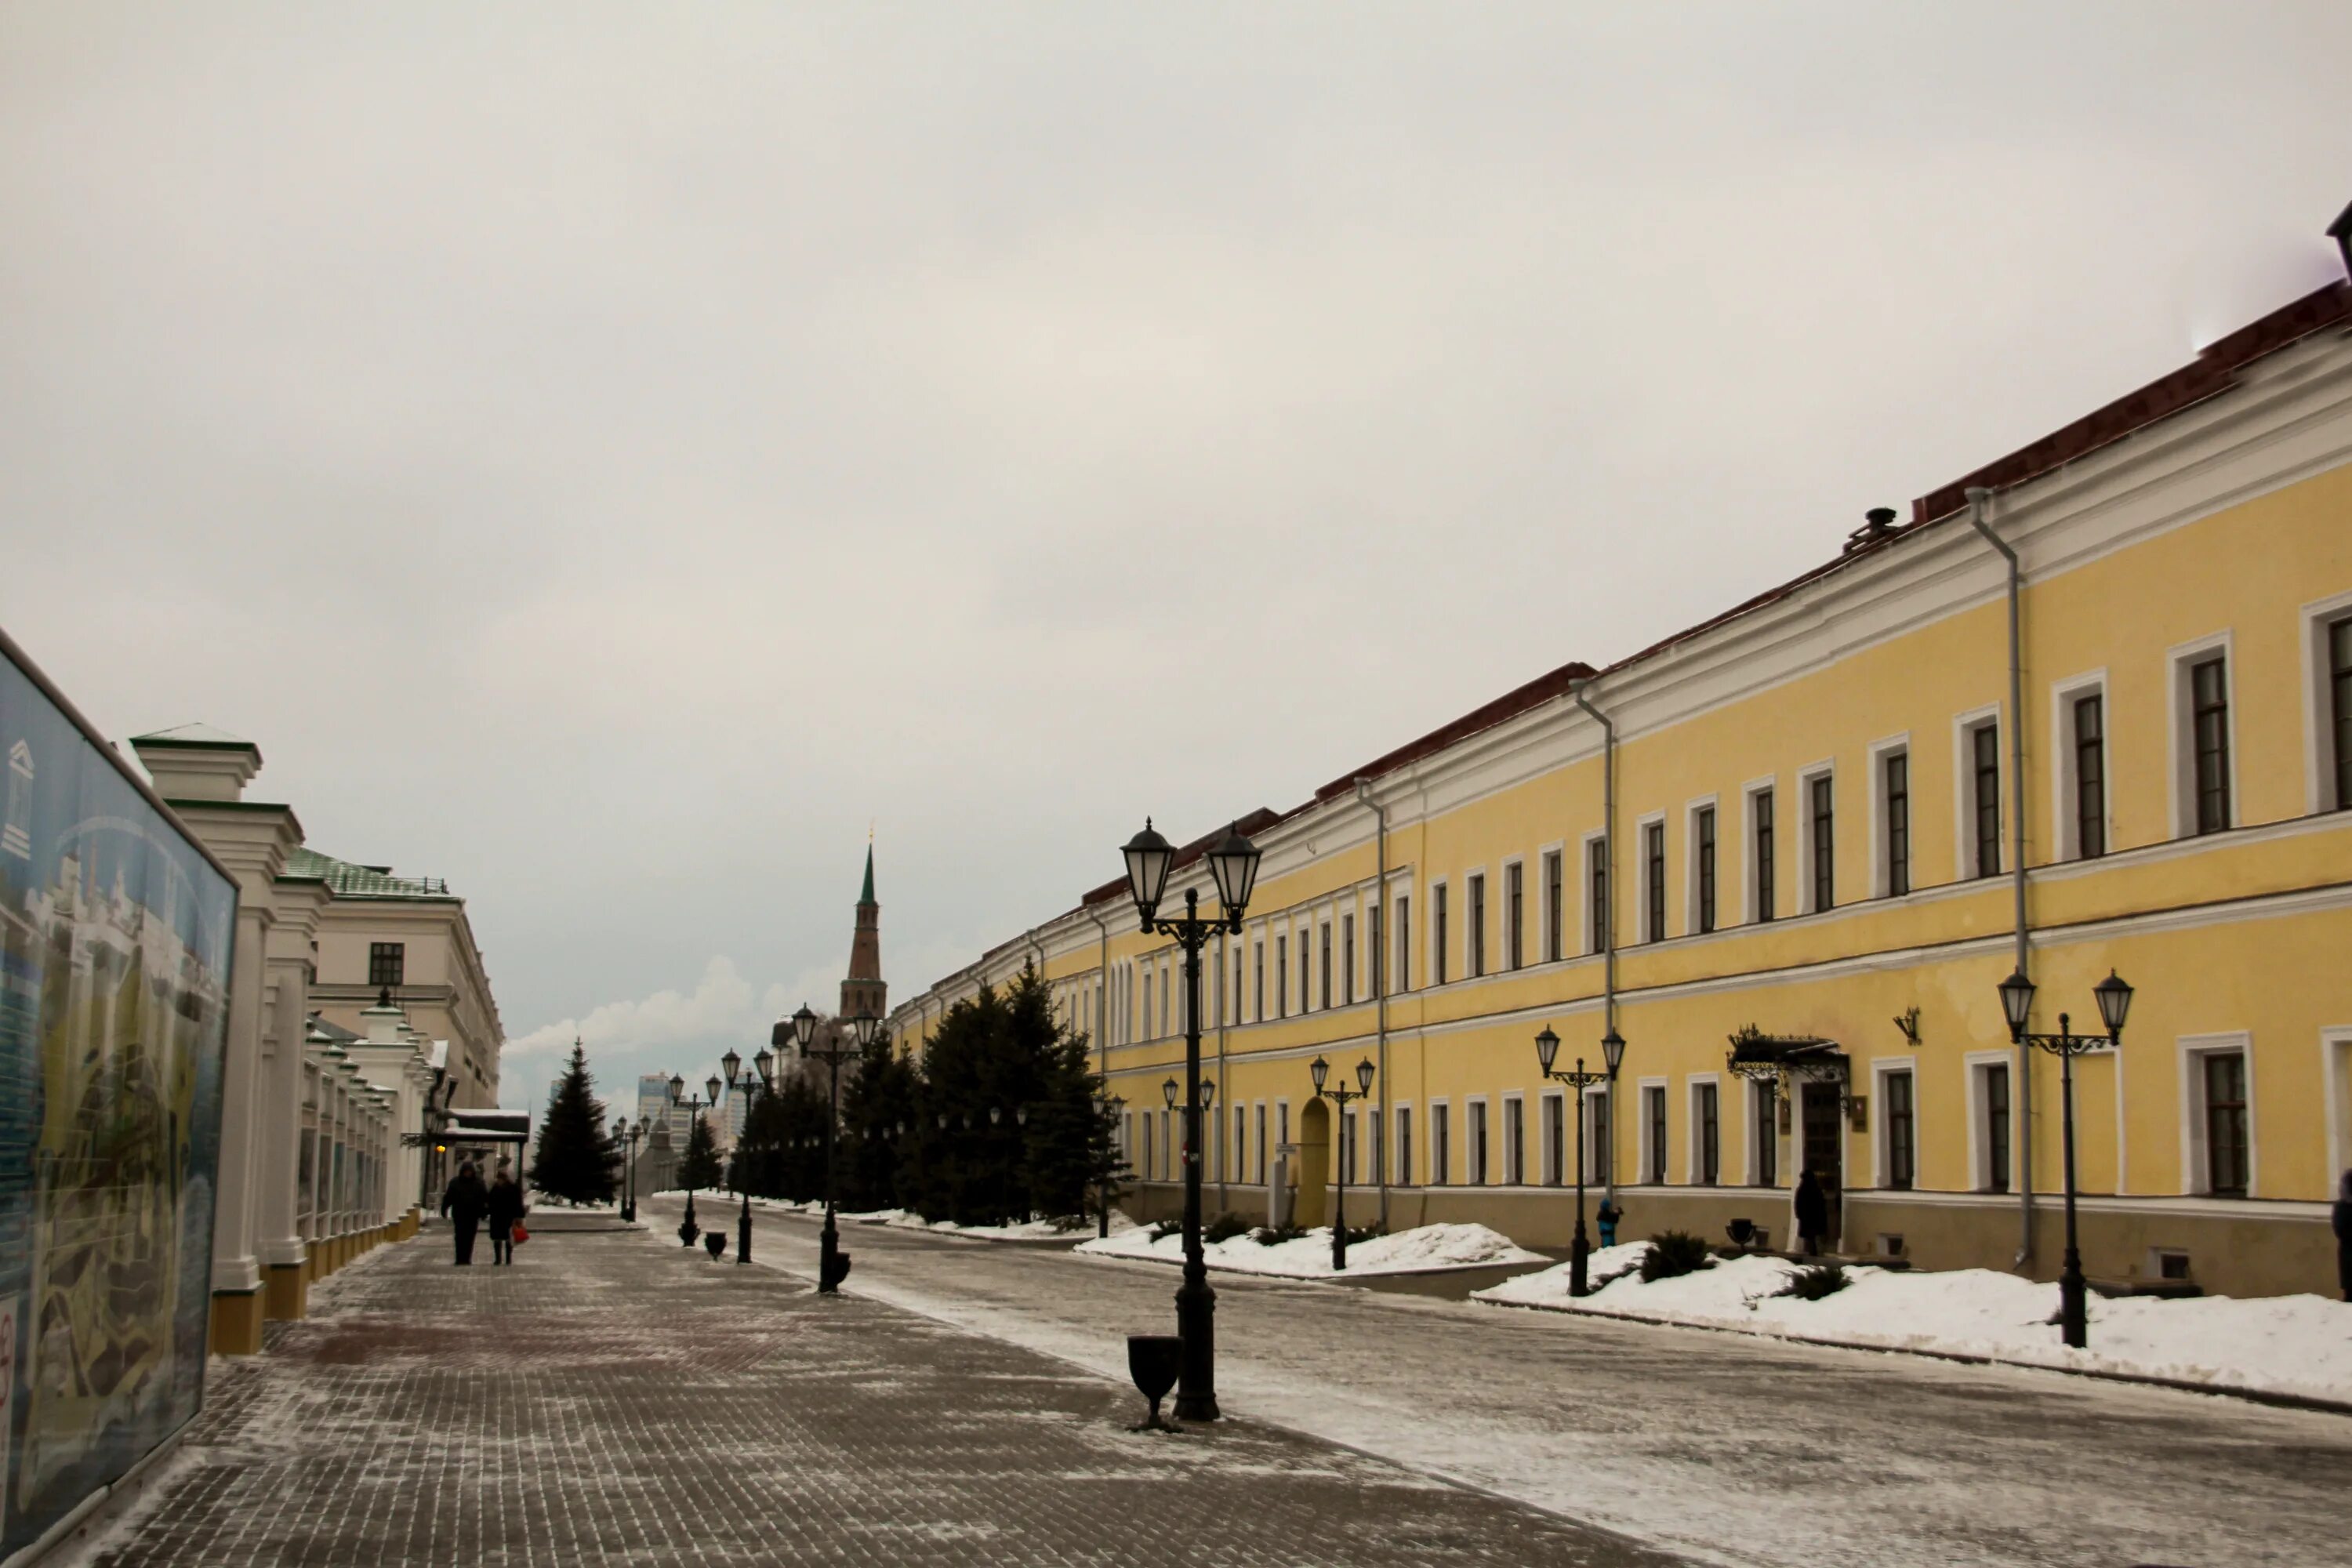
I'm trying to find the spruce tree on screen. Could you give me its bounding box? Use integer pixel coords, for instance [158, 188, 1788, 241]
[528, 1040, 621, 1205]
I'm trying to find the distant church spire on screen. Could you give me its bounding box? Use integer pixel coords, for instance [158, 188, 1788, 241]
[842, 840, 886, 1022]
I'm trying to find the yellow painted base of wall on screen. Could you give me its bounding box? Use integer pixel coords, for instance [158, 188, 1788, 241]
[263, 1262, 308, 1322]
[209, 1290, 266, 1356]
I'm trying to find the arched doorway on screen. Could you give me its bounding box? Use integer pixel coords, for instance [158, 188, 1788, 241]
[1295, 1098, 1330, 1229]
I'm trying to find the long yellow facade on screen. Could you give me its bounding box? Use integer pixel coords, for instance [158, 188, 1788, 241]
[893, 279, 2352, 1298]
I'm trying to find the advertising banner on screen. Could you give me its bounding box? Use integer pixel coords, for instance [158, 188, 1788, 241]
[0, 643, 234, 1561]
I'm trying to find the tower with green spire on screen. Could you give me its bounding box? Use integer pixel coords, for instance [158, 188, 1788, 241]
[841, 841, 886, 1021]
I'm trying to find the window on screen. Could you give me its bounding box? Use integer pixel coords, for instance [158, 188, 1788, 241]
[1586, 1089, 1610, 1185]
[1255, 1103, 1267, 1183]
[1543, 850, 1564, 961]
[1468, 874, 1486, 978]
[1754, 1082, 1777, 1187]
[2332, 615, 2352, 811]
[1642, 1085, 1667, 1184]
[1588, 840, 1610, 954]
[1369, 1105, 1383, 1184]
[1231, 950, 1241, 1025]
[1341, 1109, 1357, 1184]
[1694, 808, 1717, 934]
[1233, 1106, 1246, 1181]
[1276, 936, 1288, 1018]
[1644, 822, 1666, 942]
[1397, 1106, 1414, 1187]
[1434, 884, 1450, 984]
[1253, 941, 1265, 1021]
[1981, 1062, 2011, 1193]
[368, 942, 405, 989]
[1885, 1070, 1915, 1190]
[1319, 923, 1332, 1011]
[1970, 721, 2002, 877]
[2191, 655, 2231, 834]
[1369, 904, 1383, 999]
[1542, 1093, 1563, 1185]
[2074, 693, 2107, 858]
[1145, 971, 1156, 1038]
[1504, 1097, 1524, 1185]
[1432, 1104, 1450, 1185]
[1394, 895, 1410, 992]
[1694, 1082, 1719, 1185]
[2204, 1051, 2249, 1196]
[1142, 1112, 1154, 1181]
[1341, 914, 1355, 1005]
[1882, 751, 1911, 896]
[1468, 1101, 1489, 1185]
[1506, 862, 1524, 971]
[1753, 788, 1776, 923]
[1299, 929, 1312, 1014]
[1809, 773, 1835, 912]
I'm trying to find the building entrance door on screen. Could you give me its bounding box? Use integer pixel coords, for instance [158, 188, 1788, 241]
[1799, 1082, 1843, 1250]
[1294, 1099, 1330, 1229]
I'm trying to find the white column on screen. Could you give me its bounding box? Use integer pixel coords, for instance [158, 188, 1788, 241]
[255, 951, 313, 1276]
[211, 902, 271, 1298]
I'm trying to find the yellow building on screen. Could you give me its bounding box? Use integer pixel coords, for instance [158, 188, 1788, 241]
[892, 272, 2352, 1299]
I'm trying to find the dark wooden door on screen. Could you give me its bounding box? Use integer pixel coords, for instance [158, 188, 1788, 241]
[1800, 1083, 1843, 1249]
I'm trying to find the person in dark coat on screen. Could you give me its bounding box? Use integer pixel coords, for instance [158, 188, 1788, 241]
[1794, 1169, 1829, 1258]
[1595, 1200, 1623, 1249]
[487, 1169, 528, 1266]
[441, 1162, 488, 1265]
[2333, 1169, 2352, 1303]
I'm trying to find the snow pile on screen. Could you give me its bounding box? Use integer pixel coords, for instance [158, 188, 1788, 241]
[1077, 1221, 1544, 1278]
[1478, 1244, 2352, 1404]
[732, 1195, 1131, 1240]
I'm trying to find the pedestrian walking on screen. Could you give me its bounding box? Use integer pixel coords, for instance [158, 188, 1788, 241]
[488, 1168, 528, 1266]
[1794, 1169, 1828, 1258]
[1595, 1200, 1622, 1250]
[441, 1161, 488, 1265]
[2333, 1168, 2352, 1303]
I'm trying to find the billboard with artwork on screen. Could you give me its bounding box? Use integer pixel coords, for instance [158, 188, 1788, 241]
[0, 633, 235, 1561]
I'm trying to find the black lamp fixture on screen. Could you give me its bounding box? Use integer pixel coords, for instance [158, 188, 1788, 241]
[786, 1004, 871, 1293]
[1994, 967, 2134, 1348]
[1535, 1022, 1624, 1298]
[1116, 813, 1261, 1422]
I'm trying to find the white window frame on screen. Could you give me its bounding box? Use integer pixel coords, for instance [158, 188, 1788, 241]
[1871, 1055, 1918, 1189]
[1795, 760, 1836, 915]
[1465, 1095, 1490, 1185]
[1744, 1076, 1780, 1186]
[1581, 833, 1610, 954]
[1683, 795, 1720, 935]
[1427, 878, 1450, 988]
[1498, 855, 1526, 972]
[1963, 1049, 2014, 1193]
[1740, 773, 1777, 925]
[1685, 1073, 1722, 1186]
[1537, 840, 1567, 962]
[1865, 734, 1911, 900]
[1428, 1098, 1450, 1186]
[1461, 866, 1488, 979]
[1538, 1087, 1565, 1185]
[2050, 670, 2112, 862]
[1583, 1083, 1610, 1185]
[1951, 702, 2004, 882]
[1635, 811, 1668, 944]
[1393, 1101, 1414, 1187]
[1254, 1100, 1268, 1185]
[2321, 1029, 2352, 1193]
[2177, 1031, 2256, 1197]
[2167, 630, 2238, 838]
[1635, 1075, 1668, 1185]
[2300, 590, 2352, 815]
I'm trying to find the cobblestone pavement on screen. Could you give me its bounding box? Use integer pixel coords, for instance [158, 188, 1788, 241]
[699, 1200, 2352, 1568]
[85, 1214, 1680, 1568]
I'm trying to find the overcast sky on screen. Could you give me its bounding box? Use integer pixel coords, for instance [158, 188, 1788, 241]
[5, 4, 2346, 1116]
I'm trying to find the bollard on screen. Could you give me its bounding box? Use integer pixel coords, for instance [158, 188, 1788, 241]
[821, 1250, 852, 1290]
[1127, 1335, 1184, 1432]
[705, 1231, 728, 1261]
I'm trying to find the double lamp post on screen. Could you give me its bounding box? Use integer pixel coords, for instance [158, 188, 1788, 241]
[1534, 1022, 1625, 1298]
[775, 1001, 877, 1293]
[669, 1075, 719, 1247]
[1307, 1054, 1376, 1272]
[718, 1042, 778, 1265]
[1119, 817, 1263, 1424]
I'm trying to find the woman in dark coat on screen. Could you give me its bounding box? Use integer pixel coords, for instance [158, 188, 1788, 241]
[1794, 1169, 1828, 1258]
[2333, 1169, 2352, 1303]
[487, 1169, 528, 1266]
[441, 1162, 488, 1265]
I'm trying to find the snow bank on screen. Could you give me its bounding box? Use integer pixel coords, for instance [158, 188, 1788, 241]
[1478, 1245, 2352, 1405]
[1077, 1221, 1544, 1278]
[734, 1196, 1130, 1241]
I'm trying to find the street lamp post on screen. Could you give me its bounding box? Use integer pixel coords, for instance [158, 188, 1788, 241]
[780, 1003, 873, 1292]
[612, 1116, 645, 1222]
[1094, 1091, 1124, 1240]
[1119, 818, 1262, 1423]
[719, 1045, 775, 1265]
[1308, 1056, 1377, 1271]
[1997, 968, 2133, 1349]
[668, 1072, 720, 1247]
[1535, 1023, 1627, 1298]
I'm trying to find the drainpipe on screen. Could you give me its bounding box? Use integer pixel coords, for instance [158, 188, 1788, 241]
[1968, 485, 2035, 1267]
[1085, 909, 1110, 1087]
[1356, 777, 1389, 1229]
[1570, 679, 1619, 1210]
[1216, 925, 1229, 1213]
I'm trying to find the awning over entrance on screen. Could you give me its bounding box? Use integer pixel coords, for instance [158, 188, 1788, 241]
[1725, 1026, 1848, 1086]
